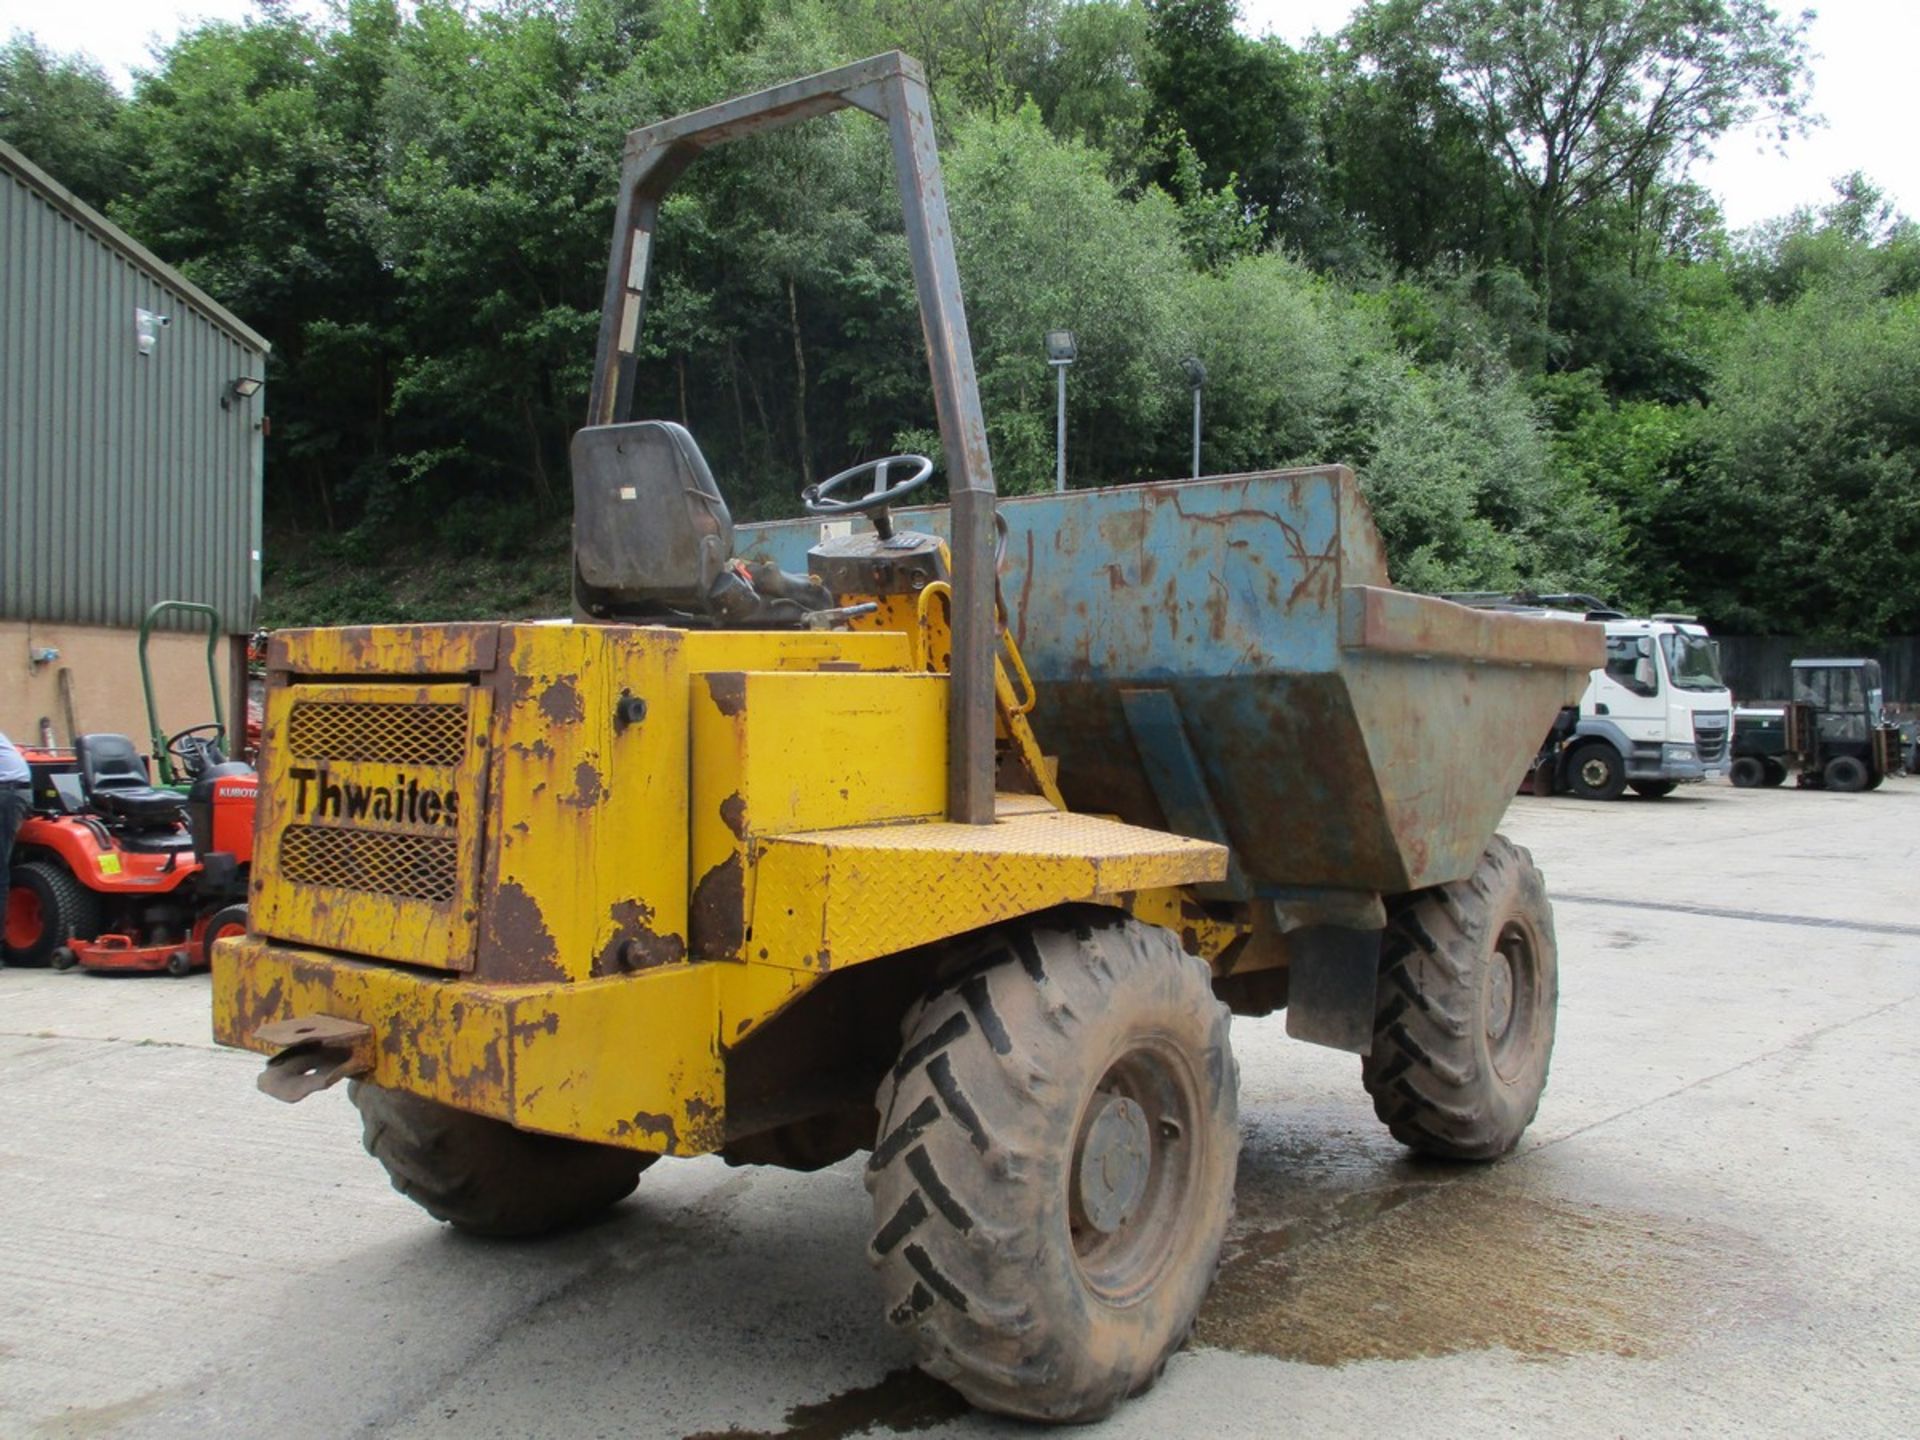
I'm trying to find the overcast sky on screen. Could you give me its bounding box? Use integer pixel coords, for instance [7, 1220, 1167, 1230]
[5, 0, 1912, 232]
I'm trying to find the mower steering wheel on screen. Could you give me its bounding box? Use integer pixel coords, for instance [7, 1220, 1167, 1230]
[167, 723, 227, 776]
[802, 454, 934, 518]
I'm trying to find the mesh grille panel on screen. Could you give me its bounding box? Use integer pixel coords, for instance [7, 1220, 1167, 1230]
[287, 701, 467, 767]
[279, 825, 460, 904]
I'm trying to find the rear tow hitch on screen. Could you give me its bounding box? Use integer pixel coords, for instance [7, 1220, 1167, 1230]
[254, 1016, 375, 1103]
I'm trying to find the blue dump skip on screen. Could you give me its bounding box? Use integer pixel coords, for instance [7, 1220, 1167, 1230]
[739, 467, 1599, 897]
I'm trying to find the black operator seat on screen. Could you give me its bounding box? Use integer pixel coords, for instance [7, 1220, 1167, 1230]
[74, 734, 188, 827]
[571, 420, 832, 627]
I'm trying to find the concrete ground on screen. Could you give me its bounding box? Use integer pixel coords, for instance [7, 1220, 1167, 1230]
[2, 778, 1916, 1439]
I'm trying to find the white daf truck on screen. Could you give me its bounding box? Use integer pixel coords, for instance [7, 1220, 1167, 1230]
[1447, 595, 1733, 799]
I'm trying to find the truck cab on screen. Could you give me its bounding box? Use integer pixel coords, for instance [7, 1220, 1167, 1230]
[1444, 595, 1731, 800]
[1568, 614, 1732, 797]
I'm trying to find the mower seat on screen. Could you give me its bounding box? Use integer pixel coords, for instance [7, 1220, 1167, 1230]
[75, 734, 186, 827]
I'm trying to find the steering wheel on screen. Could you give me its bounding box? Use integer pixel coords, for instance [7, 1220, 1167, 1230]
[802, 454, 933, 539]
[167, 723, 227, 778]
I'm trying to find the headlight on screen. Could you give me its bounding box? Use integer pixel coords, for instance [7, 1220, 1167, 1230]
[1663, 744, 1697, 763]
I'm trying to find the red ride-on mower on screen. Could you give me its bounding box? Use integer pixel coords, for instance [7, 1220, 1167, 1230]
[3, 734, 255, 976]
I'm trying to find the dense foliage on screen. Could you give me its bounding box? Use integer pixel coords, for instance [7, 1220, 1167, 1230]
[4, 0, 1916, 637]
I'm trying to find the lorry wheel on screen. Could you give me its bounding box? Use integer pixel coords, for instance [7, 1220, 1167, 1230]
[4, 862, 104, 967]
[1362, 835, 1557, 1161]
[1565, 744, 1625, 801]
[1762, 758, 1788, 786]
[1728, 757, 1765, 788]
[867, 912, 1239, 1422]
[350, 1082, 654, 1238]
[1629, 780, 1676, 799]
[1824, 755, 1869, 792]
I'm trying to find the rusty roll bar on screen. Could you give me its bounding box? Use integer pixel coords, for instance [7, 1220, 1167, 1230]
[586, 53, 998, 825]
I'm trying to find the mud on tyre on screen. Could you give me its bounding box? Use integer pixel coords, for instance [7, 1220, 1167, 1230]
[1362, 835, 1557, 1160]
[867, 910, 1239, 1423]
[350, 1082, 653, 1238]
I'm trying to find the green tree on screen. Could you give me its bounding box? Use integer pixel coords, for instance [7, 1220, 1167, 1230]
[114, 2, 405, 534]
[1696, 279, 1920, 635]
[0, 34, 128, 206]
[1350, 0, 1812, 311]
[1143, 0, 1326, 253]
[940, 104, 1188, 490]
[1315, 20, 1520, 274]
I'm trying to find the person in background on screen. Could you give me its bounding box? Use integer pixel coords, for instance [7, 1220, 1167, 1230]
[0, 732, 31, 934]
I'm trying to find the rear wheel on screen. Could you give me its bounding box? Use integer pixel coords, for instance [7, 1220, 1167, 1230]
[1363, 835, 1557, 1160]
[350, 1082, 653, 1238]
[1728, 757, 1764, 788]
[1824, 755, 1869, 792]
[868, 912, 1239, 1422]
[203, 904, 249, 955]
[1565, 743, 1625, 801]
[1629, 780, 1676, 799]
[4, 862, 104, 967]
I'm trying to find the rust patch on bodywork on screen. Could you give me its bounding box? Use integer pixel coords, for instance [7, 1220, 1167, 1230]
[706, 673, 747, 717]
[719, 792, 748, 840]
[616, 1109, 680, 1150]
[565, 760, 603, 809]
[482, 880, 567, 982]
[690, 852, 746, 958]
[538, 676, 586, 726]
[509, 1011, 561, 1044]
[1167, 491, 1340, 609]
[594, 898, 687, 976]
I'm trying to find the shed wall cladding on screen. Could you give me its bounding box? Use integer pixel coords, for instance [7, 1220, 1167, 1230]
[1, 147, 265, 633]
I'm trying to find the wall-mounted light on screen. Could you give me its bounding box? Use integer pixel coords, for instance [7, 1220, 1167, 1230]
[222, 376, 264, 410]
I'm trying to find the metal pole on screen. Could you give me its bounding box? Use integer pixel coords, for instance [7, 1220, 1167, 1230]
[1055, 363, 1067, 492]
[1190, 385, 1202, 480]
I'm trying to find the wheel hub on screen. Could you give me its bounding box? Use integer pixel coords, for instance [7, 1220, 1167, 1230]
[1484, 949, 1515, 1041]
[5, 888, 42, 949]
[1074, 1093, 1152, 1234]
[1580, 757, 1608, 788]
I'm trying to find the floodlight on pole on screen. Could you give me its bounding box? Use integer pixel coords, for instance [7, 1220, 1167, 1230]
[1046, 330, 1076, 492]
[1180, 356, 1206, 480]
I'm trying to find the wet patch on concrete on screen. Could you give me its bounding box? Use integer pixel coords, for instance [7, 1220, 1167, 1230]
[1199, 1173, 1778, 1366]
[681, 1367, 966, 1440]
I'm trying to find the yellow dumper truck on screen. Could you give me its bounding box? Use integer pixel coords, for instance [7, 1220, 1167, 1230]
[212, 53, 1601, 1423]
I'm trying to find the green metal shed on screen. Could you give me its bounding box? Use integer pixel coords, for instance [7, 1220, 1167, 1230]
[1, 139, 269, 749]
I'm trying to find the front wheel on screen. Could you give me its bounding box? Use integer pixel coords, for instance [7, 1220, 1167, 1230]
[1824, 755, 1870, 792]
[868, 912, 1239, 1422]
[1729, 757, 1764, 788]
[350, 1083, 653, 1237]
[1363, 835, 1558, 1160]
[1565, 743, 1625, 801]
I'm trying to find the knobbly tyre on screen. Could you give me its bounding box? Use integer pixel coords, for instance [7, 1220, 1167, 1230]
[212, 54, 1603, 1423]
